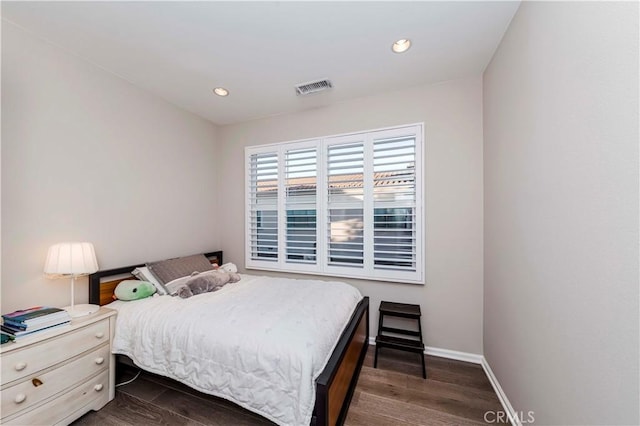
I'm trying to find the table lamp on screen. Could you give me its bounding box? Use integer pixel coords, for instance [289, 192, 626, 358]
[44, 242, 100, 317]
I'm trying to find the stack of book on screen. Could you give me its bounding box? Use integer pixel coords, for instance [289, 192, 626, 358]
[1, 306, 71, 340]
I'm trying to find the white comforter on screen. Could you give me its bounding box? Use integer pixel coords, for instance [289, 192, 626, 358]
[110, 274, 362, 426]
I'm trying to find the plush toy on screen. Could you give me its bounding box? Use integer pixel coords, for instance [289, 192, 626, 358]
[219, 262, 238, 273]
[114, 280, 156, 301]
[176, 271, 241, 299]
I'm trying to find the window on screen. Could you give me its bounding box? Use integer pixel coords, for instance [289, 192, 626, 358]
[246, 124, 424, 284]
[285, 148, 317, 264]
[249, 152, 278, 261]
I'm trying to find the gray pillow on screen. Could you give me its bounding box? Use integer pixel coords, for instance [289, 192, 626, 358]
[147, 254, 214, 285]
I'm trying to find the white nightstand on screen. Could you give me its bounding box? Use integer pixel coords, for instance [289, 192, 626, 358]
[0, 307, 116, 425]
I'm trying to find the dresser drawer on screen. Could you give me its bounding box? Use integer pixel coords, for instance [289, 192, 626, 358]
[1, 319, 109, 385]
[1, 343, 110, 419]
[3, 369, 109, 426]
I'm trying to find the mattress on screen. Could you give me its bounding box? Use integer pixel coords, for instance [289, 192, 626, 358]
[108, 274, 362, 426]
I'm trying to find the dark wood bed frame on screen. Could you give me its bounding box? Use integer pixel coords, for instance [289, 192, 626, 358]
[89, 250, 369, 426]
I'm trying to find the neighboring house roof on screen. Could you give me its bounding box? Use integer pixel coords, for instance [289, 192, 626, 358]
[257, 171, 414, 192]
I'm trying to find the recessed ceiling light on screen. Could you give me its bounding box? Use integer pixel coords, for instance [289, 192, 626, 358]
[213, 87, 229, 97]
[392, 39, 412, 54]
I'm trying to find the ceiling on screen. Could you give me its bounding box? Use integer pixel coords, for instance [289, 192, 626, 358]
[2, 1, 520, 126]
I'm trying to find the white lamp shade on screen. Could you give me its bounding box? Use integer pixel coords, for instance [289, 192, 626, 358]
[44, 242, 99, 277]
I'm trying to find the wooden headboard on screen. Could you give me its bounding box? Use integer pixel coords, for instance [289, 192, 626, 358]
[88, 251, 223, 306]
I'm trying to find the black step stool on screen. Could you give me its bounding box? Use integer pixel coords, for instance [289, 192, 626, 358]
[374, 301, 426, 379]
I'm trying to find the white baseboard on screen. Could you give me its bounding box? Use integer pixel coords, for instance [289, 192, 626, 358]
[368, 337, 518, 426]
[424, 346, 484, 364]
[481, 357, 521, 426]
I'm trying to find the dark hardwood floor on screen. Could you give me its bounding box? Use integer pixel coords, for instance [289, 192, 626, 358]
[72, 347, 505, 425]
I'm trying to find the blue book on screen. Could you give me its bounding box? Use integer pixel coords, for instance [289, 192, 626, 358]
[3, 315, 70, 330]
[1, 321, 71, 338]
[3, 308, 70, 328]
[3, 307, 65, 323]
[1, 320, 28, 330]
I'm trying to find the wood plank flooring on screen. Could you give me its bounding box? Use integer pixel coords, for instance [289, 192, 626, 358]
[72, 347, 505, 425]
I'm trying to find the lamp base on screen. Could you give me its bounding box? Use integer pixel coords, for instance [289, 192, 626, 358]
[64, 304, 100, 318]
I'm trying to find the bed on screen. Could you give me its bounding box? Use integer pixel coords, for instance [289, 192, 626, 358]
[89, 251, 369, 426]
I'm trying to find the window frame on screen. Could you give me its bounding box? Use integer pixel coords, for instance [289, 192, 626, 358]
[244, 123, 425, 285]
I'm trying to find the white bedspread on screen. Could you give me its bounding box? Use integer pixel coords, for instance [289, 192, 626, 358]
[110, 274, 362, 426]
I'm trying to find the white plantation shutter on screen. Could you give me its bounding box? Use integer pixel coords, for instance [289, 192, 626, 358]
[285, 147, 318, 265]
[248, 151, 279, 262]
[327, 142, 365, 268]
[245, 124, 423, 284]
[372, 135, 417, 272]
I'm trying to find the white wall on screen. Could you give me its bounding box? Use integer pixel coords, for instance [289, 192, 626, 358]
[218, 76, 484, 354]
[1, 22, 220, 313]
[483, 2, 639, 424]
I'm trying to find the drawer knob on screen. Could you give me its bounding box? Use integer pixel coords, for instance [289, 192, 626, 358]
[94, 357, 105, 365]
[14, 393, 26, 404]
[95, 332, 105, 339]
[94, 383, 104, 392]
[14, 362, 27, 371]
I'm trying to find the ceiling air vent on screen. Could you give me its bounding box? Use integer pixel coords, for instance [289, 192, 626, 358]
[295, 79, 333, 96]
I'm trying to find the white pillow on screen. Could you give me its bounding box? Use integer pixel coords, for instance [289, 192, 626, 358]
[132, 266, 168, 295]
[164, 273, 198, 296]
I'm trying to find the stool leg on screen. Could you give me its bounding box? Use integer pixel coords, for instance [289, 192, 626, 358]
[374, 345, 379, 368]
[374, 311, 385, 369]
[418, 317, 426, 379]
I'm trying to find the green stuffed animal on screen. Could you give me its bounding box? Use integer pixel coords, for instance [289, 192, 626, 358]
[114, 280, 156, 301]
